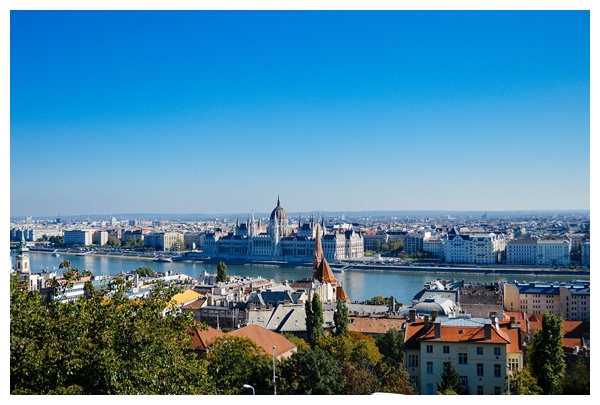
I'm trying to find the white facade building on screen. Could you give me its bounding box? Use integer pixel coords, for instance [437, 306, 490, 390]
[444, 229, 505, 264]
[506, 239, 538, 265]
[144, 232, 184, 251]
[64, 229, 94, 246]
[423, 237, 444, 259]
[202, 198, 364, 262]
[537, 239, 571, 266]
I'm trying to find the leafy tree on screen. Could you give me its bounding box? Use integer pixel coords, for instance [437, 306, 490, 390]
[376, 328, 405, 366]
[123, 236, 144, 249]
[281, 333, 310, 352]
[133, 267, 156, 277]
[528, 312, 566, 394]
[368, 295, 390, 305]
[49, 235, 64, 246]
[11, 268, 214, 394]
[436, 360, 465, 395]
[278, 347, 345, 395]
[305, 293, 324, 347]
[561, 358, 590, 395]
[333, 299, 349, 336]
[509, 367, 543, 395]
[205, 335, 271, 395]
[216, 261, 227, 283]
[379, 363, 415, 394]
[318, 332, 382, 394]
[106, 236, 121, 248]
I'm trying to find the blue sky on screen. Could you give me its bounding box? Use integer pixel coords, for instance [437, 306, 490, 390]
[8, 9, 591, 217]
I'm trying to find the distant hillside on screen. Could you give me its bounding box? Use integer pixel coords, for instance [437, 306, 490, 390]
[11, 209, 590, 222]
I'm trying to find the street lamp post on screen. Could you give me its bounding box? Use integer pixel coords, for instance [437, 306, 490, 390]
[242, 384, 255, 395]
[272, 346, 277, 396]
[506, 365, 511, 395]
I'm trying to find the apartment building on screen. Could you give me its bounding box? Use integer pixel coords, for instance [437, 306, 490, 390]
[445, 229, 505, 264]
[64, 229, 94, 246]
[403, 310, 522, 395]
[503, 281, 590, 321]
[144, 231, 184, 251]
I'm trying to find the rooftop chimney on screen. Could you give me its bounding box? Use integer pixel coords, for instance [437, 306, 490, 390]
[484, 321, 492, 340]
[434, 320, 441, 338]
[431, 309, 438, 321]
[409, 309, 416, 323]
[424, 315, 430, 328]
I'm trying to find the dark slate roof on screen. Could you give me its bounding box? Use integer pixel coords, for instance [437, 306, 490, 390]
[248, 291, 296, 306]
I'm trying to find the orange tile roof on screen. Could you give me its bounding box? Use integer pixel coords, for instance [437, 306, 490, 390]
[420, 324, 511, 344]
[336, 286, 350, 302]
[404, 319, 433, 350]
[182, 296, 207, 310]
[562, 321, 590, 338]
[562, 337, 583, 349]
[504, 329, 522, 353]
[499, 311, 528, 333]
[188, 324, 225, 351]
[349, 316, 405, 335]
[227, 324, 296, 358]
[314, 258, 337, 284]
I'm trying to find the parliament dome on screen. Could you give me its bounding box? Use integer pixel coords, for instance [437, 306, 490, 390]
[270, 197, 288, 220]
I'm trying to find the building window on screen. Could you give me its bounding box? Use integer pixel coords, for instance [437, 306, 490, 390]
[477, 363, 484, 377]
[494, 347, 501, 356]
[477, 346, 483, 355]
[443, 345, 450, 354]
[494, 364, 502, 377]
[426, 344, 433, 353]
[460, 376, 468, 392]
[477, 385, 484, 395]
[410, 376, 419, 390]
[427, 361, 433, 375]
[458, 352, 468, 365]
[494, 386, 501, 395]
[408, 354, 418, 368]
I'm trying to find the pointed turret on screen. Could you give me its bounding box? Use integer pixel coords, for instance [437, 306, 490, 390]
[312, 225, 324, 274]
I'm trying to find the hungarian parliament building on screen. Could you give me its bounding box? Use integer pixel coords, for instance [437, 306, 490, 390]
[202, 197, 364, 263]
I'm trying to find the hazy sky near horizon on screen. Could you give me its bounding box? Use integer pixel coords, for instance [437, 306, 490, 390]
[9, 10, 590, 217]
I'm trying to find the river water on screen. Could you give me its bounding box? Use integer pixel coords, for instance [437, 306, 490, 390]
[13, 251, 590, 305]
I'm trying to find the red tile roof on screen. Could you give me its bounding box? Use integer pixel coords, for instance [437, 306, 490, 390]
[227, 324, 297, 358]
[420, 324, 511, 344]
[188, 324, 225, 351]
[349, 316, 405, 335]
[314, 258, 337, 284]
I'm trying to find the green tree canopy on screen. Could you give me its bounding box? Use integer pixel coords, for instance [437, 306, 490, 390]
[375, 328, 405, 366]
[509, 367, 543, 395]
[528, 312, 566, 394]
[106, 236, 121, 248]
[205, 335, 271, 395]
[123, 236, 144, 249]
[305, 293, 324, 347]
[561, 358, 590, 395]
[10, 269, 213, 394]
[333, 299, 349, 336]
[278, 347, 345, 395]
[216, 261, 227, 283]
[133, 267, 156, 277]
[437, 360, 465, 395]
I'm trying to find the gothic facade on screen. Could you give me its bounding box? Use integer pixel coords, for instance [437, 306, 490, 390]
[202, 197, 364, 262]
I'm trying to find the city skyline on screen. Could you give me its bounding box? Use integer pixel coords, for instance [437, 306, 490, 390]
[8, 7, 591, 218]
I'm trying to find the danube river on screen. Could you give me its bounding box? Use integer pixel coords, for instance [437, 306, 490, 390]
[13, 251, 590, 305]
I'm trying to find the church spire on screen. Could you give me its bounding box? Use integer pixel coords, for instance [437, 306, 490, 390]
[312, 225, 323, 274]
